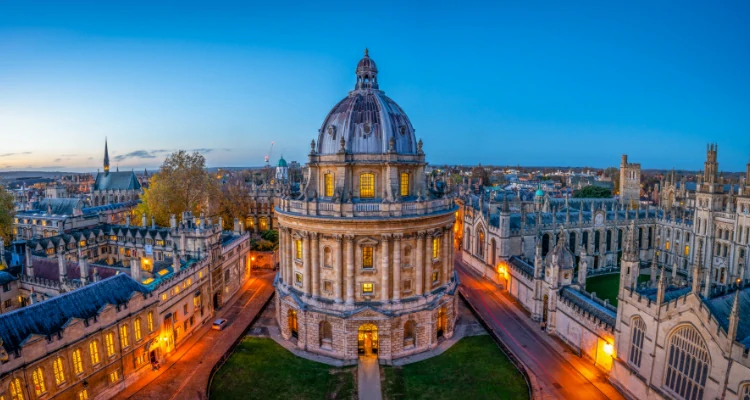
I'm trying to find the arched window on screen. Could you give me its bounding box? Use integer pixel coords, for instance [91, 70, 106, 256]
[740, 383, 750, 400]
[295, 239, 302, 260]
[594, 230, 601, 253]
[606, 230, 612, 252]
[90, 340, 101, 365]
[477, 230, 485, 258]
[134, 318, 142, 342]
[288, 309, 298, 338]
[582, 231, 589, 251]
[105, 332, 116, 357]
[53, 356, 66, 385]
[259, 217, 269, 231]
[432, 237, 440, 259]
[9, 377, 23, 400]
[324, 173, 334, 197]
[404, 320, 417, 348]
[72, 348, 84, 375]
[628, 316, 646, 368]
[400, 172, 410, 197]
[120, 324, 130, 348]
[323, 246, 332, 268]
[147, 311, 154, 332]
[32, 367, 46, 396]
[319, 321, 332, 349]
[359, 173, 375, 198]
[664, 325, 709, 400]
[569, 232, 577, 254]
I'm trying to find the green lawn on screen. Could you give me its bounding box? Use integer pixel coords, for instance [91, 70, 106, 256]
[586, 273, 650, 306]
[381, 335, 529, 400]
[209, 337, 356, 400]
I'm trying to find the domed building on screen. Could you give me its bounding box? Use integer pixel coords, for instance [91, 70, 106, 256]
[274, 50, 458, 362]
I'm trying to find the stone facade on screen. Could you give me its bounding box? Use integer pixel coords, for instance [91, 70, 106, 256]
[274, 51, 458, 364]
[619, 154, 641, 206]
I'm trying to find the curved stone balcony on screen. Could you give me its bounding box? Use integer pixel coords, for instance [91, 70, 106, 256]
[277, 196, 455, 219]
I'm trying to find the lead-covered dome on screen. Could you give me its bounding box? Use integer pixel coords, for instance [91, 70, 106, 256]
[317, 50, 417, 155]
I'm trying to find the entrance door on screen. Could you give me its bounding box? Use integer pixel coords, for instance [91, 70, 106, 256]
[437, 307, 447, 338]
[357, 324, 378, 356]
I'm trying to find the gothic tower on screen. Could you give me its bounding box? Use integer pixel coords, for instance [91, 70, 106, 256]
[694, 144, 722, 297]
[619, 154, 641, 206]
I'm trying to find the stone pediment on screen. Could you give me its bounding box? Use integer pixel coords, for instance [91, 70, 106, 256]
[357, 237, 380, 247]
[350, 307, 387, 320]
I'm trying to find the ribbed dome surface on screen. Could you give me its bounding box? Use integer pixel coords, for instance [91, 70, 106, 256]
[316, 50, 417, 155]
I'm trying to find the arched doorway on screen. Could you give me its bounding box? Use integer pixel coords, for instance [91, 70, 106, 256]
[357, 324, 378, 356]
[542, 294, 549, 324]
[288, 309, 298, 338]
[437, 306, 447, 338]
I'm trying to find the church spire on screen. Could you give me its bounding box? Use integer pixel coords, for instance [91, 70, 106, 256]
[103, 138, 110, 175]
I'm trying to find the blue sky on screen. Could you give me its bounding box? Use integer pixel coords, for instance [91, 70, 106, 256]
[1, 0, 749, 172]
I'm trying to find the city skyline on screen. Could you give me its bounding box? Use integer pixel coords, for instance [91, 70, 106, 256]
[2, 1, 750, 171]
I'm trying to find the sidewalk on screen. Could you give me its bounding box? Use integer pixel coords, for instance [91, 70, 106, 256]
[113, 271, 275, 400]
[358, 356, 382, 400]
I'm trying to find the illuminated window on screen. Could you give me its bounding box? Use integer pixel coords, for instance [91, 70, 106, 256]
[10, 377, 23, 400]
[362, 247, 374, 268]
[79, 240, 86, 247]
[665, 241, 670, 250]
[362, 282, 374, 294]
[90, 340, 101, 365]
[134, 319, 142, 341]
[685, 245, 690, 256]
[161, 293, 168, 301]
[53, 357, 66, 385]
[324, 173, 334, 197]
[295, 240, 302, 260]
[629, 316, 646, 368]
[32, 367, 46, 395]
[109, 369, 121, 383]
[147, 312, 154, 332]
[78, 389, 89, 400]
[120, 325, 130, 348]
[72, 348, 84, 375]
[400, 172, 409, 196]
[359, 173, 374, 198]
[433, 237, 440, 259]
[259, 217, 268, 231]
[105, 332, 115, 356]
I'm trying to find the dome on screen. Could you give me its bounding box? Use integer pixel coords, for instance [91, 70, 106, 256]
[316, 50, 417, 155]
[277, 156, 288, 168]
[535, 189, 544, 197]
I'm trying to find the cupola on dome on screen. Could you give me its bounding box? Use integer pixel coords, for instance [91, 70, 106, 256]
[317, 49, 417, 155]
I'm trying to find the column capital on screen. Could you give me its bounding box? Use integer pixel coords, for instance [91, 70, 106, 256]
[393, 233, 403, 241]
[417, 231, 427, 239]
[380, 233, 392, 241]
[334, 234, 344, 242]
[310, 231, 319, 239]
[345, 234, 355, 242]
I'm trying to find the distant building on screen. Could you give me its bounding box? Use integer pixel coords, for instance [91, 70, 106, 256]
[90, 139, 142, 206]
[619, 154, 641, 205]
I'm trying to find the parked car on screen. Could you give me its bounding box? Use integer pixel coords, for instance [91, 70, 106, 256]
[212, 318, 228, 331]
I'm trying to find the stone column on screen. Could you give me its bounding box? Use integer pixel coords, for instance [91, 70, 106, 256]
[311, 232, 320, 297]
[416, 232, 425, 296]
[302, 232, 311, 295]
[279, 228, 287, 284]
[381, 234, 390, 302]
[345, 235, 355, 305]
[286, 228, 293, 286]
[393, 235, 402, 301]
[425, 233, 434, 292]
[334, 235, 343, 303]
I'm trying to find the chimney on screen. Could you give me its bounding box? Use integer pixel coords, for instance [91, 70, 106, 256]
[126, 214, 131, 226]
[79, 257, 88, 285]
[142, 214, 147, 227]
[130, 258, 141, 283]
[173, 254, 181, 270]
[170, 214, 177, 229]
[25, 245, 34, 277]
[58, 252, 67, 282]
[151, 216, 156, 230]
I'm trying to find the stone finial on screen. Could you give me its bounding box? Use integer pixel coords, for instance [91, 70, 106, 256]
[417, 139, 424, 154]
[338, 136, 346, 154]
[389, 137, 395, 153]
[310, 139, 316, 154]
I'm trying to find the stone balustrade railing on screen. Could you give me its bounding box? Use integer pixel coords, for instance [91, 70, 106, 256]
[278, 196, 455, 218]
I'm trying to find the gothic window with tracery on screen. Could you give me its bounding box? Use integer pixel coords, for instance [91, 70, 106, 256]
[664, 325, 709, 400]
[629, 316, 646, 368]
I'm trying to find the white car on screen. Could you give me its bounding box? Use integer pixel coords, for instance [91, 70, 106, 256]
[212, 318, 228, 331]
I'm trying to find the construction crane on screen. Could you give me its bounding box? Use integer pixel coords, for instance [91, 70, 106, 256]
[264, 141, 275, 167]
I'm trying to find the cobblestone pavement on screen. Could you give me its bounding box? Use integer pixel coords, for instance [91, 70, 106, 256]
[113, 271, 276, 400]
[458, 261, 624, 400]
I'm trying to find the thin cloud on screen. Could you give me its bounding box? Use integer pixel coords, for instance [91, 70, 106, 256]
[53, 158, 62, 162]
[88, 157, 94, 160]
[60, 154, 77, 157]
[113, 150, 157, 162]
[0, 152, 32, 157]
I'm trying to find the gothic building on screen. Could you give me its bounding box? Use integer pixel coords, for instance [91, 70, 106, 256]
[274, 50, 458, 363]
[458, 145, 750, 399]
[619, 154, 641, 205]
[90, 139, 142, 206]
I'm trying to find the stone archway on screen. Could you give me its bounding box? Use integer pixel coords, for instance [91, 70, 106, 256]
[357, 323, 378, 356]
[288, 309, 298, 338]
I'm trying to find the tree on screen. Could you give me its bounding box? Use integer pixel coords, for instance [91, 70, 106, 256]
[137, 151, 219, 226]
[0, 185, 14, 244]
[213, 174, 251, 230]
[573, 185, 612, 198]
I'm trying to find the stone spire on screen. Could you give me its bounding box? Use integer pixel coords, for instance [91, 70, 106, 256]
[534, 234, 543, 279]
[103, 137, 110, 175]
[656, 266, 667, 305]
[622, 221, 638, 263]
